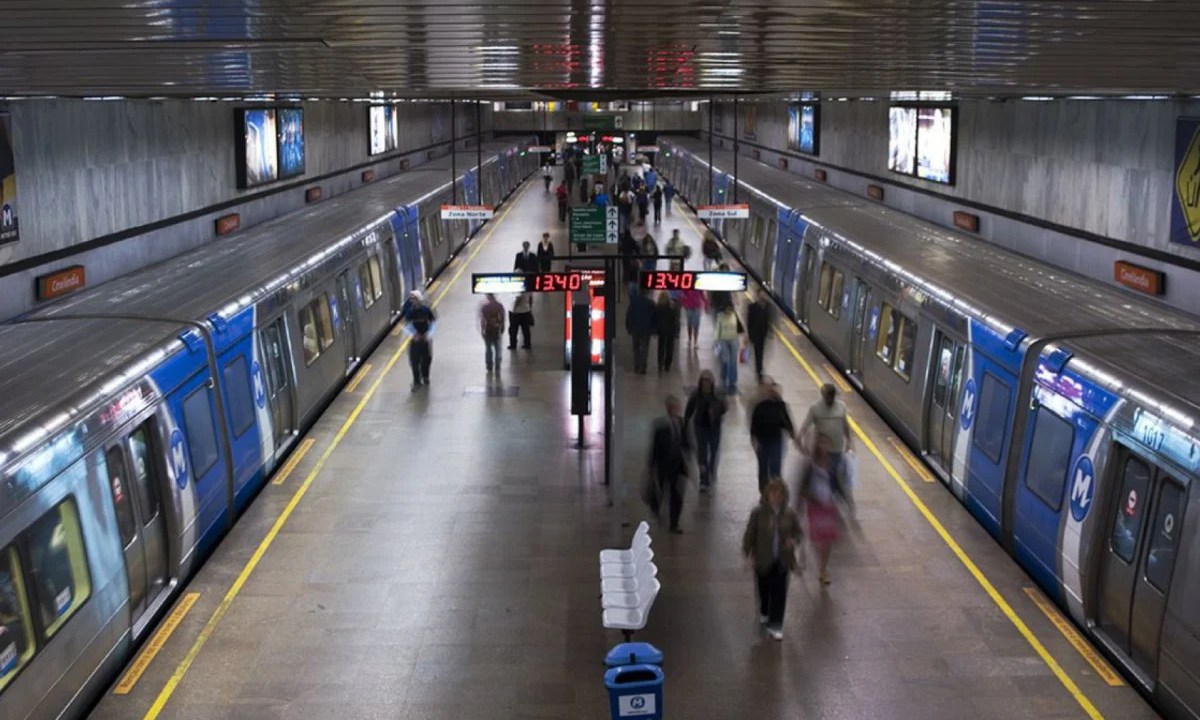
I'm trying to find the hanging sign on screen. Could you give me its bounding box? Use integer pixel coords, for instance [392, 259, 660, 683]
[441, 205, 494, 220]
[696, 204, 750, 219]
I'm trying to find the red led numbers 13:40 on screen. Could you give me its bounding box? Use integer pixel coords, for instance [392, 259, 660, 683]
[532, 272, 583, 292]
[643, 271, 695, 290]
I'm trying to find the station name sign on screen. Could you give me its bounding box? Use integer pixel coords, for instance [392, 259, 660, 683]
[1114, 261, 1165, 296]
[696, 204, 750, 219]
[441, 205, 494, 220]
[639, 270, 748, 292]
[36, 265, 86, 301]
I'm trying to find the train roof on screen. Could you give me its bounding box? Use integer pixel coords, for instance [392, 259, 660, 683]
[662, 136, 1200, 339]
[0, 319, 182, 478]
[27, 139, 528, 325]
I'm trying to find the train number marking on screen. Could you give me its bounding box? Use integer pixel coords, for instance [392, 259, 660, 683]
[1069, 456, 1095, 522]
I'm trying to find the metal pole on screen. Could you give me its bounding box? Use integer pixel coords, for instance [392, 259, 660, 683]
[733, 96, 739, 203]
[708, 96, 714, 204]
[476, 100, 483, 181]
[450, 100, 458, 204]
[604, 255, 616, 488]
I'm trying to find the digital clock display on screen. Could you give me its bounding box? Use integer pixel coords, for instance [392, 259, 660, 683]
[472, 272, 592, 294]
[639, 271, 748, 292]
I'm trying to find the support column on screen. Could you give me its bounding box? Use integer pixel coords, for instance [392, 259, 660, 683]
[708, 96, 714, 204]
[733, 97, 739, 203]
[450, 100, 458, 204]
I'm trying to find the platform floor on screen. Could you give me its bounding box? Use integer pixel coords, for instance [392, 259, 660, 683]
[91, 169, 1162, 720]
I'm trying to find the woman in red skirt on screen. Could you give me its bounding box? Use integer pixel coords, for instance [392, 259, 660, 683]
[800, 434, 841, 585]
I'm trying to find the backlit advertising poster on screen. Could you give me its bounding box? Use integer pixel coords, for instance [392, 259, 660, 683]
[240, 108, 278, 188]
[388, 105, 401, 151]
[277, 108, 306, 179]
[0, 113, 17, 244]
[369, 105, 390, 155]
[743, 103, 758, 140]
[1170, 117, 1200, 247]
[888, 106, 916, 175]
[788, 103, 819, 155]
[916, 107, 953, 183]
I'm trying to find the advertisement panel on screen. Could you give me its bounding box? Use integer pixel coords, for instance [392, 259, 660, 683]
[0, 112, 16, 244]
[277, 108, 306, 179]
[238, 108, 279, 188]
[888, 107, 916, 175]
[787, 104, 819, 155]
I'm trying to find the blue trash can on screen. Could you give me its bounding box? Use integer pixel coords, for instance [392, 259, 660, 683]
[604, 642, 663, 668]
[604, 663, 664, 720]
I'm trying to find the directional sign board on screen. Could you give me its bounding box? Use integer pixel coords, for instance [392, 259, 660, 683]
[640, 270, 748, 292]
[570, 205, 619, 244]
[581, 154, 608, 176]
[638, 145, 660, 152]
[441, 204, 494, 220]
[528, 145, 552, 152]
[696, 204, 750, 219]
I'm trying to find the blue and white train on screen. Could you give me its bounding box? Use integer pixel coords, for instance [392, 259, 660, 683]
[0, 137, 536, 719]
[660, 135, 1200, 719]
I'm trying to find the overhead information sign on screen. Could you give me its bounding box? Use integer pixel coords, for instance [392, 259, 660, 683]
[639, 270, 748, 292]
[696, 204, 750, 219]
[581, 154, 608, 176]
[528, 145, 552, 152]
[441, 204, 494, 220]
[570, 205, 619, 244]
[472, 274, 527, 294]
[472, 272, 595, 294]
[638, 145, 660, 152]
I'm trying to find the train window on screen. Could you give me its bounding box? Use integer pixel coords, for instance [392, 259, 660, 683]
[766, 220, 777, 249]
[1145, 479, 1184, 592]
[26, 499, 92, 639]
[932, 339, 953, 407]
[368, 256, 384, 301]
[298, 296, 334, 365]
[357, 263, 375, 309]
[817, 263, 845, 319]
[315, 296, 334, 350]
[0, 544, 34, 692]
[894, 316, 916, 381]
[1110, 457, 1151, 564]
[222, 356, 256, 438]
[1023, 408, 1074, 510]
[973, 372, 1011, 464]
[103, 447, 137, 547]
[750, 216, 763, 248]
[182, 386, 220, 478]
[876, 303, 897, 364]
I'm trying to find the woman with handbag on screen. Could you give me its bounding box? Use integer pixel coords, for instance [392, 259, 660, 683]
[742, 478, 803, 641]
[799, 433, 843, 586]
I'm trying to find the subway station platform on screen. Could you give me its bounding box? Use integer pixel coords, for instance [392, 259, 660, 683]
[91, 169, 1162, 720]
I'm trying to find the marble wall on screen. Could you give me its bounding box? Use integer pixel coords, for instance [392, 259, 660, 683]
[0, 98, 491, 318]
[703, 98, 1200, 311]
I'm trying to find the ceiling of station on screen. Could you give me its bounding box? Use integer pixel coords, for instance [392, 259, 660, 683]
[1, 0, 1199, 99]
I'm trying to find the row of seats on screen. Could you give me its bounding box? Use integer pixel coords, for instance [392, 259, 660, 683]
[600, 521, 660, 641]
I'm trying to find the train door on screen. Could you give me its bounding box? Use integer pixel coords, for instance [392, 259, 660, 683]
[258, 318, 295, 447]
[104, 418, 170, 634]
[794, 244, 816, 325]
[925, 332, 966, 472]
[847, 278, 874, 378]
[760, 218, 777, 282]
[336, 271, 360, 369]
[1095, 450, 1186, 680]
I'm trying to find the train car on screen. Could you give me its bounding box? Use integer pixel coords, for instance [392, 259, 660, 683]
[660, 135, 1200, 718]
[0, 137, 534, 719]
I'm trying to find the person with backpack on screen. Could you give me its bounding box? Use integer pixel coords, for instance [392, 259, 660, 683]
[401, 290, 436, 390]
[702, 232, 723, 270]
[479, 293, 506, 374]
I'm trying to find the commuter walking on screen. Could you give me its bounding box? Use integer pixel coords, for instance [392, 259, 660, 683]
[702, 232, 723, 270]
[626, 288, 655, 374]
[653, 292, 680, 373]
[684, 370, 726, 490]
[508, 292, 534, 350]
[635, 186, 650, 224]
[648, 395, 691, 534]
[579, 176, 589, 203]
[617, 187, 633, 233]
[542, 163, 553, 192]
[799, 434, 842, 585]
[556, 182, 569, 222]
[708, 262, 735, 315]
[747, 288, 774, 383]
[750, 380, 795, 493]
[645, 165, 658, 191]
[640, 235, 659, 273]
[651, 185, 664, 225]
[742, 478, 803, 640]
[679, 287, 707, 349]
[513, 241, 539, 274]
[800, 384, 856, 518]
[621, 229, 641, 296]
[401, 291, 436, 390]
[663, 180, 676, 215]
[665, 229, 688, 271]
[479, 293, 506, 374]
[537, 232, 555, 272]
[714, 305, 742, 393]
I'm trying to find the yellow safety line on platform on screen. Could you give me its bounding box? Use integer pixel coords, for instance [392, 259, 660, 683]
[344, 363, 373, 393]
[113, 592, 200, 695]
[141, 182, 531, 720]
[271, 437, 315, 486]
[887, 436, 935, 484]
[821, 363, 852, 394]
[772, 327, 1105, 720]
[1023, 587, 1125, 687]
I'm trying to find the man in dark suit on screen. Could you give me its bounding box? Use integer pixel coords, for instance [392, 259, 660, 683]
[513, 241, 539, 274]
[648, 395, 691, 534]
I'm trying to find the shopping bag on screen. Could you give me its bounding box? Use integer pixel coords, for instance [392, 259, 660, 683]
[739, 346, 750, 364]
